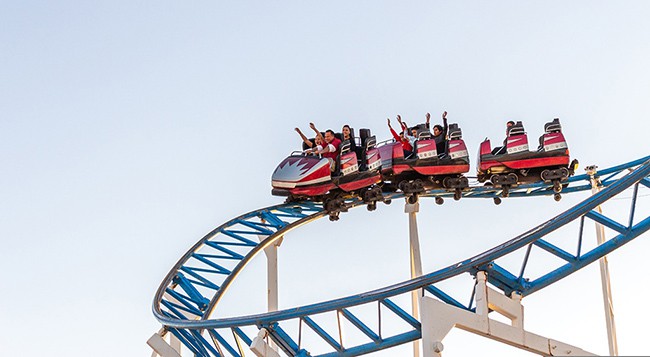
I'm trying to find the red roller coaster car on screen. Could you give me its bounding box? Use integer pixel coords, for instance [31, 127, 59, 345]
[377, 123, 470, 202]
[477, 118, 578, 200]
[271, 129, 384, 219]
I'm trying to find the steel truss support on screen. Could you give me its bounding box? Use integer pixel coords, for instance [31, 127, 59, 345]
[587, 166, 619, 356]
[420, 272, 595, 357]
[151, 157, 650, 357]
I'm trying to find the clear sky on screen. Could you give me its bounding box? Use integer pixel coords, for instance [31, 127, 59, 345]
[2, 1, 650, 356]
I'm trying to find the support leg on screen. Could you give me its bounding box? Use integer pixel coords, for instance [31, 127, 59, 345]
[588, 167, 619, 356]
[420, 272, 595, 356]
[405, 201, 423, 357]
[147, 332, 182, 357]
[259, 233, 283, 353]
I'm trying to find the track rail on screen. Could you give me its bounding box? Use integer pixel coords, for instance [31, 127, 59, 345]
[153, 155, 650, 356]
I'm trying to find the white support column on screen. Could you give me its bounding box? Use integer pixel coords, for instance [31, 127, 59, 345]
[420, 272, 596, 356]
[405, 201, 423, 357]
[258, 233, 283, 354]
[250, 328, 282, 357]
[170, 333, 181, 355]
[147, 331, 182, 357]
[587, 166, 619, 356]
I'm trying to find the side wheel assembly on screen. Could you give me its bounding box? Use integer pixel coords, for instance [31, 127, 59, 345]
[324, 196, 347, 214]
[407, 195, 418, 205]
[493, 197, 502, 205]
[367, 202, 377, 211]
[413, 179, 424, 192]
[453, 189, 462, 201]
[383, 198, 392, 205]
[435, 196, 444, 205]
[554, 193, 562, 202]
[501, 186, 510, 198]
[553, 181, 562, 193]
[328, 213, 340, 221]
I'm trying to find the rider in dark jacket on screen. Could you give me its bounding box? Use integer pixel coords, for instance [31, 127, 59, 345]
[428, 111, 448, 154]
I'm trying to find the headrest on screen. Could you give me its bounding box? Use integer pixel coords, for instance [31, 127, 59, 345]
[508, 121, 526, 136]
[365, 136, 376, 150]
[417, 130, 432, 140]
[334, 133, 343, 141]
[340, 140, 351, 155]
[412, 123, 427, 132]
[448, 123, 462, 140]
[303, 138, 315, 151]
[359, 128, 372, 141]
[544, 118, 562, 133]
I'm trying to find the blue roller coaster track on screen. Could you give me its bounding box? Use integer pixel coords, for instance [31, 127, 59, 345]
[152, 155, 650, 357]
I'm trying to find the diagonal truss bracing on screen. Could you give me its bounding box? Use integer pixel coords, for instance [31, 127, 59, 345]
[153, 156, 650, 356]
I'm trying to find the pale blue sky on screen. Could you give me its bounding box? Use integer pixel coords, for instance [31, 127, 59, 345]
[2, 1, 650, 356]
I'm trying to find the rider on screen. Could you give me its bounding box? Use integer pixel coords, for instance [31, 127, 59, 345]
[492, 120, 516, 155]
[342, 124, 360, 158]
[395, 115, 418, 149]
[295, 127, 323, 151]
[387, 118, 413, 157]
[428, 111, 449, 154]
[310, 123, 341, 171]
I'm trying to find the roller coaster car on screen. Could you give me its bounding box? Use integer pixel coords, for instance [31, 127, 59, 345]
[477, 119, 579, 198]
[271, 128, 383, 211]
[377, 123, 470, 199]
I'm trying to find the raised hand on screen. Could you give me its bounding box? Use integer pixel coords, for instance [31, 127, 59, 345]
[442, 111, 447, 119]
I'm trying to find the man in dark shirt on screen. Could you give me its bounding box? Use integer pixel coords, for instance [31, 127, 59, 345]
[429, 111, 448, 154]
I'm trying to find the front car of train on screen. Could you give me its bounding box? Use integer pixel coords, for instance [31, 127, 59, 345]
[271, 155, 334, 197]
[271, 128, 384, 219]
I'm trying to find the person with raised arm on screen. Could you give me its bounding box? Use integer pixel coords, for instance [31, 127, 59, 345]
[295, 127, 325, 155]
[309, 122, 341, 171]
[387, 118, 413, 157]
[430, 111, 449, 154]
[396, 114, 418, 148]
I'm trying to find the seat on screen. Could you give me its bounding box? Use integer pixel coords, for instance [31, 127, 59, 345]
[508, 121, 526, 136]
[538, 118, 562, 151]
[417, 129, 432, 140]
[492, 122, 524, 155]
[359, 128, 372, 146]
[358, 128, 377, 170]
[340, 140, 351, 155]
[448, 123, 462, 140]
[544, 118, 562, 133]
